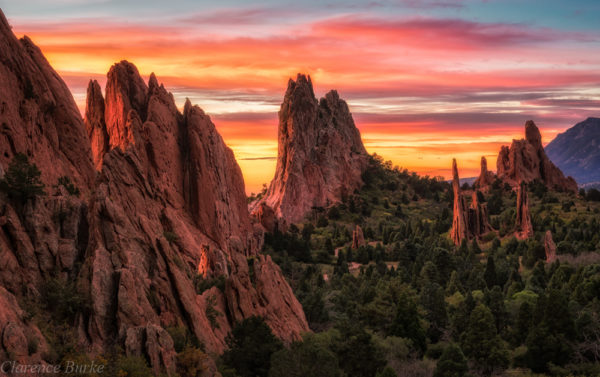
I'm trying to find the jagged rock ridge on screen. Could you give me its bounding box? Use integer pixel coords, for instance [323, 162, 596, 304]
[251, 74, 368, 227]
[496, 120, 577, 193]
[0, 11, 308, 372]
[0, 10, 94, 190]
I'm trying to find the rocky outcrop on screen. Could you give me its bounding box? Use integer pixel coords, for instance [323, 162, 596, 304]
[254, 201, 279, 233]
[474, 156, 495, 189]
[451, 159, 494, 245]
[77, 61, 308, 358]
[84, 80, 109, 169]
[0, 11, 308, 372]
[544, 230, 557, 263]
[515, 182, 534, 239]
[251, 74, 368, 225]
[0, 10, 94, 191]
[496, 121, 578, 193]
[351, 225, 365, 249]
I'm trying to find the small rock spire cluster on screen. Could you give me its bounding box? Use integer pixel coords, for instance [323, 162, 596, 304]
[495, 121, 578, 193]
[450, 159, 494, 245]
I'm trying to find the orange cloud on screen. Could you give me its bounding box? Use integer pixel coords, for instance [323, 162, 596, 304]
[7, 14, 599, 193]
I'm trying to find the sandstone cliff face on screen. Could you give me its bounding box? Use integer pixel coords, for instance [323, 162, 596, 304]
[474, 156, 495, 189]
[496, 121, 577, 193]
[515, 182, 534, 239]
[451, 159, 494, 245]
[252, 74, 368, 226]
[0, 12, 308, 371]
[0, 11, 94, 191]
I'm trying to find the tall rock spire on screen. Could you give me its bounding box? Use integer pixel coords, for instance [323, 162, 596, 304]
[252, 73, 368, 226]
[474, 156, 495, 189]
[515, 182, 534, 239]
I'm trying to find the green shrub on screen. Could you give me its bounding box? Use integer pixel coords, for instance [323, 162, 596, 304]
[0, 153, 45, 202]
[55, 176, 80, 197]
[163, 231, 179, 244]
[42, 277, 90, 324]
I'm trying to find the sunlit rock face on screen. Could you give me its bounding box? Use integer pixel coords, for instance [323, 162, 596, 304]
[0, 10, 309, 371]
[496, 121, 577, 193]
[251, 74, 368, 227]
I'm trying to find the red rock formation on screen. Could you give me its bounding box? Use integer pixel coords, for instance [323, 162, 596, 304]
[474, 156, 495, 189]
[451, 159, 469, 245]
[84, 80, 109, 169]
[254, 201, 279, 233]
[451, 159, 494, 245]
[0, 10, 94, 191]
[352, 225, 365, 249]
[496, 121, 578, 193]
[515, 182, 534, 239]
[251, 74, 368, 225]
[0, 12, 309, 371]
[544, 230, 557, 263]
[469, 191, 494, 236]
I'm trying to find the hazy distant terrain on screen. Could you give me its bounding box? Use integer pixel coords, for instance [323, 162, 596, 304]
[546, 117, 600, 185]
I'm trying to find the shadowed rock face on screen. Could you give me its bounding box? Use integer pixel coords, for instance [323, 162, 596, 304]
[252, 74, 368, 226]
[451, 159, 494, 245]
[0, 11, 308, 371]
[496, 121, 578, 193]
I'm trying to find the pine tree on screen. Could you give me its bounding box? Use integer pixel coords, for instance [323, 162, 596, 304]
[484, 256, 497, 288]
[461, 304, 509, 375]
[433, 343, 468, 377]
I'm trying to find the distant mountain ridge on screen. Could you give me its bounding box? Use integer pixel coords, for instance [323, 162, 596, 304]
[546, 117, 600, 185]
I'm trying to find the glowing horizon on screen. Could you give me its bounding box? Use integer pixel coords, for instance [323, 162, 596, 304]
[3, 1, 599, 194]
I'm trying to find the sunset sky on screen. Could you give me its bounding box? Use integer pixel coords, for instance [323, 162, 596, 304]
[2, 0, 600, 193]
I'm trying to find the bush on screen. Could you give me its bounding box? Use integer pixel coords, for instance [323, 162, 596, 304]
[0, 153, 45, 202]
[42, 277, 90, 324]
[177, 347, 211, 377]
[163, 231, 179, 244]
[55, 176, 80, 197]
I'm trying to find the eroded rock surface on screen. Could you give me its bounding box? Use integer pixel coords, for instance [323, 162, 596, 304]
[496, 121, 577, 193]
[451, 159, 494, 245]
[0, 11, 308, 372]
[252, 74, 368, 225]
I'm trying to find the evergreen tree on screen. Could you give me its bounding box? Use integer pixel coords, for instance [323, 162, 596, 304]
[0, 153, 45, 202]
[484, 256, 497, 288]
[269, 334, 344, 377]
[461, 304, 509, 376]
[433, 343, 468, 377]
[222, 316, 283, 377]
